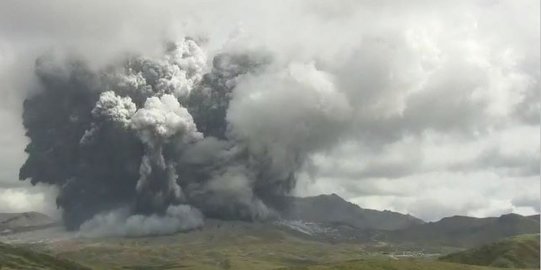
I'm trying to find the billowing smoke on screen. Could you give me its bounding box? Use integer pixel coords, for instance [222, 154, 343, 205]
[80, 205, 204, 237]
[4, 0, 539, 226]
[19, 38, 346, 235]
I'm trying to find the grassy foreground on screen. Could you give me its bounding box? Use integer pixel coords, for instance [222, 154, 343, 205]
[440, 234, 540, 268]
[280, 259, 533, 270]
[20, 221, 535, 270]
[0, 242, 90, 270]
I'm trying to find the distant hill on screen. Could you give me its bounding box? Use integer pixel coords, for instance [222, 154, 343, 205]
[440, 234, 540, 268]
[0, 211, 56, 234]
[0, 242, 90, 270]
[526, 214, 540, 222]
[384, 213, 540, 248]
[281, 194, 424, 230]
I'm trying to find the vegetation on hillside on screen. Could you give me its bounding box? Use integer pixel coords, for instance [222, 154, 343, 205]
[440, 234, 540, 268]
[281, 258, 529, 270]
[384, 214, 540, 248]
[27, 220, 537, 270]
[1, 208, 538, 270]
[0, 242, 90, 270]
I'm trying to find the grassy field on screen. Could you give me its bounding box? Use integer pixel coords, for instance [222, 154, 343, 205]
[14, 221, 534, 270]
[440, 234, 540, 268]
[0, 242, 90, 270]
[42, 221, 368, 270]
[280, 259, 534, 270]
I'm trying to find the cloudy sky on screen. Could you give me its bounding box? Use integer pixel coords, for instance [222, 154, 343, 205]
[0, 0, 539, 221]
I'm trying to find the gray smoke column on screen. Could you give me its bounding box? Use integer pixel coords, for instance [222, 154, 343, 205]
[19, 38, 350, 236]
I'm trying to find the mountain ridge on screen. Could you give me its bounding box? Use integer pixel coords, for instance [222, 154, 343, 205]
[0, 211, 57, 235]
[280, 193, 424, 231]
[383, 213, 540, 248]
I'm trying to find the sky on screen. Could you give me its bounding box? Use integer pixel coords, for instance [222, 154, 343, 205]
[0, 0, 539, 222]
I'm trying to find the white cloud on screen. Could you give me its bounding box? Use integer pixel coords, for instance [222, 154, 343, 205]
[0, 0, 538, 220]
[0, 186, 60, 218]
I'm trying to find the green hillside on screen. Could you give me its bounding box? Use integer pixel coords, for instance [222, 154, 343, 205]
[385, 214, 540, 248]
[0, 242, 90, 270]
[440, 234, 540, 268]
[281, 258, 531, 270]
[26, 220, 537, 270]
[2, 210, 538, 270]
[37, 220, 371, 270]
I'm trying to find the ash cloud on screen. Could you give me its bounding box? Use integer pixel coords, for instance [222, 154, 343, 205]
[80, 205, 203, 237]
[20, 39, 332, 234]
[5, 0, 539, 229]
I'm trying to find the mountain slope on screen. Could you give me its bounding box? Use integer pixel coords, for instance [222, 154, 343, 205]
[281, 258, 520, 270]
[0, 212, 56, 234]
[281, 194, 424, 230]
[526, 214, 540, 222]
[440, 234, 540, 268]
[16, 219, 524, 270]
[385, 213, 540, 248]
[0, 242, 90, 270]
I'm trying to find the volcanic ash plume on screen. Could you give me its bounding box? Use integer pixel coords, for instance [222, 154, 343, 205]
[19, 38, 350, 236]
